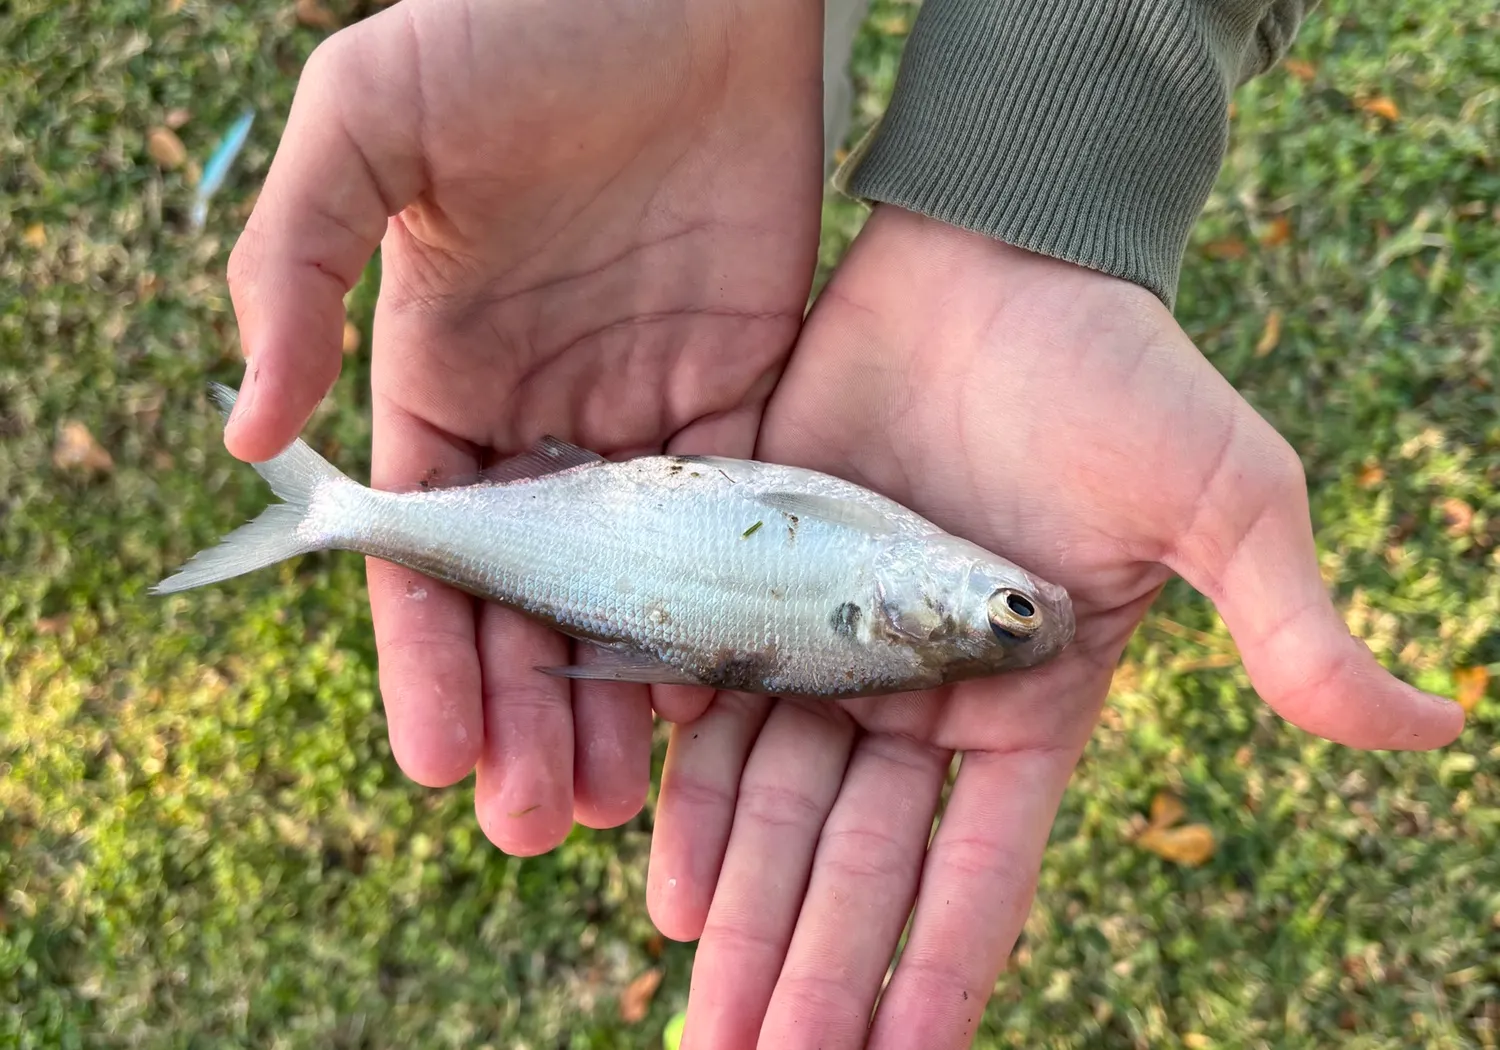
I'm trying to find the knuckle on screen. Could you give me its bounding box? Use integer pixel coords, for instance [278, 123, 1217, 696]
[734, 781, 828, 835]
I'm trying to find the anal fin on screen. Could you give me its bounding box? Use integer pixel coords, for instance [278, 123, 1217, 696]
[536, 645, 704, 686]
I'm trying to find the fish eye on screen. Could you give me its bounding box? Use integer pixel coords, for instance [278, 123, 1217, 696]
[988, 588, 1041, 641]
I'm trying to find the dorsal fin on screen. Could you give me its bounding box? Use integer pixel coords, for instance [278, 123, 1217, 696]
[479, 436, 605, 484]
[754, 491, 896, 536]
[385, 436, 606, 494]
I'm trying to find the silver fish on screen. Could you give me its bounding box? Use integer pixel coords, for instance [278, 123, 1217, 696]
[154, 384, 1075, 697]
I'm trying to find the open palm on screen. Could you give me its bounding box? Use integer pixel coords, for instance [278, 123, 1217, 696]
[648, 206, 1465, 1049]
[221, 0, 823, 853]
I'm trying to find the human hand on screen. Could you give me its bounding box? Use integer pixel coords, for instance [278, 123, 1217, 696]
[647, 205, 1466, 1048]
[220, 0, 824, 852]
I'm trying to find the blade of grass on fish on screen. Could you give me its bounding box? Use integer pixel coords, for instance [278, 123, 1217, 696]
[191, 109, 256, 230]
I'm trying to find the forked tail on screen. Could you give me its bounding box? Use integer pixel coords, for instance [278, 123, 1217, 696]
[151, 382, 355, 594]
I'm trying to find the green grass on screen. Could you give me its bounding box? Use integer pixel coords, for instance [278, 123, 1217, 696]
[2, 1, 1497, 1047]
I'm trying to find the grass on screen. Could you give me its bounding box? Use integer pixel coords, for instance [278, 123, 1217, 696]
[2, 0, 1497, 1047]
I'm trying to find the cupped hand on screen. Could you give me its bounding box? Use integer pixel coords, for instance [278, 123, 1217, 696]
[222, 0, 824, 853]
[648, 205, 1466, 1048]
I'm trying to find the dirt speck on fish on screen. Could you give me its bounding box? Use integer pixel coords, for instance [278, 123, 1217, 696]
[154, 384, 1076, 698]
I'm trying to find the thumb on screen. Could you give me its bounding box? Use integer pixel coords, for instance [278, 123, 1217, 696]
[1169, 427, 1466, 751]
[223, 25, 424, 462]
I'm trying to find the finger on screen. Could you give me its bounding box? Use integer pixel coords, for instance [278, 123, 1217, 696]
[757, 735, 952, 1050]
[647, 694, 773, 941]
[571, 643, 654, 829]
[866, 744, 1079, 1050]
[678, 702, 855, 1048]
[223, 23, 424, 462]
[366, 406, 484, 788]
[473, 600, 577, 855]
[1170, 430, 1465, 750]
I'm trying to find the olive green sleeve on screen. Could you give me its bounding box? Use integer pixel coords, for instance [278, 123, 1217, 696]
[833, 0, 1314, 308]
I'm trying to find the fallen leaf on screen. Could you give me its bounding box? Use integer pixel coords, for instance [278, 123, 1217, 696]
[23, 223, 46, 248]
[872, 13, 910, 34]
[1260, 215, 1292, 246]
[1149, 791, 1186, 829]
[1184, 1034, 1212, 1050]
[1203, 238, 1248, 260]
[1282, 57, 1317, 82]
[644, 933, 664, 959]
[1137, 824, 1217, 867]
[342, 320, 361, 354]
[136, 272, 160, 303]
[52, 421, 114, 473]
[1359, 96, 1400, 121]
[1234, 746, 1253, 768]
[1356, 462, 1386, 488]
[833, 146, 850, 165]
[166, 0, 183, 11]
[36, 615, 70, 635]
[295, 0, 340, 30]
[165, 108, 192, 129]
[1255, 309, 1282, 357]
[619, 967, 663, 1024]
[1455, 667, 1488, 714]
[1439, 498, 1474, 537]
[1227, 100, 1238, 119]
[147, 126, 187, 169]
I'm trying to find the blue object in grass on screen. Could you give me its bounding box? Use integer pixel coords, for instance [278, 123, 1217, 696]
[190, 109, 256, 229]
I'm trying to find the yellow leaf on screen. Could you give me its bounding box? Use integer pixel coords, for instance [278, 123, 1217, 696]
[1455, 667, 1488, 714]
[1282, 58, 1317, 82]
[1260, 215, 1292, 247]
[23, 223, 46, 248]
[1356, 462, 1386, 488]
[146, 126, 187, 169]
[1255, 309, 1282, 357]
[1184, 1034, 1213, 1049]
[1203, 238, 1248, 260]
[342, 320, 361, 354]
[52, 421, 114, 473]
[1359, 96, 1400, 121]
[1137, 824, 1216, 867]
[1149, 791, 1186, 830]
[619, 968, 662, 1024]
[872, 13, 910, 34]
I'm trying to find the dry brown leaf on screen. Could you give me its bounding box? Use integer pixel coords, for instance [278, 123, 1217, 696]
[833, 147, 850, 165]
[619, 968, 663, 1024]
[1359, 96, 1400, 121]
[1149, 791, 1186, 830]
[36, 615, 71, 635]
[165, 108, 192, 129]
[1255, 309, 1283, 357]
[1137, 824, 1217, 867]
[1203, 238, 1248, 260]
[1439, 498, 1474, 537]
[1260, 215, 1292, 247]
[295, 0, 340, 30]
[1234, 746, 1253, 768]
[1455, 667, 1488, 714]
[1357, 462, 1386, 488]
[166, 0, 184, 11]
[645, 933, 664, 960]
[342, 320, 361, 354]
[1282, 58, 1317, 82]
[53, 421, 114, 473]
[147, 126, 187, 169]
[23, 223, 46, 248]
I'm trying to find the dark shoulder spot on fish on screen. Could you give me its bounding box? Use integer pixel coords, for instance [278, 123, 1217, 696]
[668, 463, 684, 474]
[829, 602, 862, 637]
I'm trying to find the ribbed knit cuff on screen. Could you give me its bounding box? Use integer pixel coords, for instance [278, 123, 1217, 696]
[835, 0, 1310, 309]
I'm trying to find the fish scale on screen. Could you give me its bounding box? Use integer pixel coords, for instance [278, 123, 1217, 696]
[155, 384, 1075, 698]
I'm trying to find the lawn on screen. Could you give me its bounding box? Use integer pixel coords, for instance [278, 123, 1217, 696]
[2, 0, 1497, 1047]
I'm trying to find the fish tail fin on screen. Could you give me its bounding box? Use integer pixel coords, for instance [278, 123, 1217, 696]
[151, 382, 356, 595]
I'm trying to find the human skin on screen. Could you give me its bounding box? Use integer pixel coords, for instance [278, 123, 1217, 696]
[646, 204, 1467, 1050]
[218, 0, 824, 854]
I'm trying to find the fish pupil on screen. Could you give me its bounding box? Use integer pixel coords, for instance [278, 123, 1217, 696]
[1005, 593, 1035, 618]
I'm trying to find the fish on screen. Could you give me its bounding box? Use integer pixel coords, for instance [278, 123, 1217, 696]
[189, 109, 255, 230]
[153, 383, 1075, 698]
